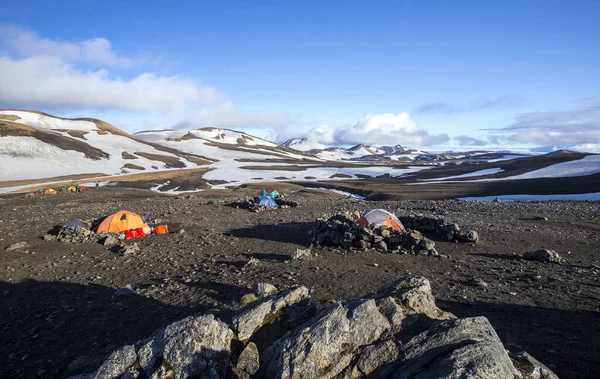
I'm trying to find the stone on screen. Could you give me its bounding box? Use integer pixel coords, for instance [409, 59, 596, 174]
[509, 349, 559, 379]
[240, 293, 258, 306]
[160, 315, 233, 379]
[119, 243, 140, 256]
[112, 284, 135, 299]
[262, 299, 391, 378]
[467, 277, 488, 288]
[234, 342, 260, 375]
[409, 230, 423, 243]
[292, 248, 312, 260]
[375, 296, 405, 329]
[103, 234, 119, 246]
[355, 340, 400, 376]
[245, 257, 259, 267]
[253, 283, 278, 297]
[466, 230, 479, 243]
[377, 277, 454, 321]
[524, 249, 563, 264]
[232, 286, 309, 341]
[419, 238, 435, 250]
[43, 234, 57, 241]
[389, 317, 520, 379]
[5, 241, 28, 251]
[375, 240, 388, 251]
[93, 344, 137, 379]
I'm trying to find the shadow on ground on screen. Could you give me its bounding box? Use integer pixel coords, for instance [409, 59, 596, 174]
[437, 299, 600, 379]
[0, 280, 205, 378]
[225, 222, 314, 245]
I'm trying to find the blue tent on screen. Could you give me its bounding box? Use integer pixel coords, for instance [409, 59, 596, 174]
[257, 195, 277, 207]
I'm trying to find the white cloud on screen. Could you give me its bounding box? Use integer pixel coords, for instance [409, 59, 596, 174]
[485, 97, 600, 151]
[287, 112, 449, 147]
[0, 26, 136, 68]
[0, 55, 215, 112]
[415, 95, 525, 114]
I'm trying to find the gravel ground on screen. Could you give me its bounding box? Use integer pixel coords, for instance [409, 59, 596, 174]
[1, 187, 599, 378]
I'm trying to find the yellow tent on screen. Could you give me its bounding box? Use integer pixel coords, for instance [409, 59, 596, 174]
[45, 188, 57, 195]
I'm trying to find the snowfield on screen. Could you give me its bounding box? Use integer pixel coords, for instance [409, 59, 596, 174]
[423, 168, 504, 181]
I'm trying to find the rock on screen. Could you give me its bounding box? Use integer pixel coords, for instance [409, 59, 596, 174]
[244, 257, 260, 267]
[409, 230, 423, 243]
[112, 284, 135, 299]
[5, 241, 28, 251]
[378, 276, 454, 321]
[292, 248, 312, 260]
[253, 283, 278, 297]
[467, 277, 488, 288]
[524, 249, 563, 264]
[119, 243, 140, 256]
[466, 230, 479, 243]
[43, 234, 57, 241]
[240, 293, 258, 306]
[103, 234, 119, 246]
[389, 317, 520, 379]
[533, 216, 549, 221]
[375, 240, 388, 251]
[160, 315, 233, 379]
[509, 349, 559, 379]
[375, 296, 405, 329]
[419, 238, 435, 250]
[232, 286, 309, 341]
[262, 298, 391, 378]
[355, 340, 400, 376]
[94, 344, 137, 379]
[234, 342, 260, 375]
[178, 229, 185, 234]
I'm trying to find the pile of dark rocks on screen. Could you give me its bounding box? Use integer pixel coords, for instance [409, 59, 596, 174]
[309, 211, 479, 257]
[398, 214, 479, 242]
[231, 198, 299, 213]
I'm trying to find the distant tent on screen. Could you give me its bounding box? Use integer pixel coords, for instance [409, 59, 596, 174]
[64, 219, 88, 229]
[45, 188, 57, 195]
[356, 209, 404, 232]
[270, 190, 279, 199]
[94, 210, 148, 233]
[257, 196, 277, 207]
[67, 186, 77, 193]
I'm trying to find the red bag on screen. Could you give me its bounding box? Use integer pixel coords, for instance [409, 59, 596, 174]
[124, 228, 145, 240]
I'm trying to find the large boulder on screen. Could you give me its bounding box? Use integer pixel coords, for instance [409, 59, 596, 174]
[232, 286, 309, 341]
[388, 317, 520, 379]
[73, 314, 233, 379]
[261, 299, 391, 379]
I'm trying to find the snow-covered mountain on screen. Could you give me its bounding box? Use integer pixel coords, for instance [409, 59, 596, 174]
[0, 109, 215, 181]
[282, 138, 328, 151]
[135, 128, 314, 161]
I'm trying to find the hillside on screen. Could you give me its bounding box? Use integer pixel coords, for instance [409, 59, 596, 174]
[0, 110, 212, 182]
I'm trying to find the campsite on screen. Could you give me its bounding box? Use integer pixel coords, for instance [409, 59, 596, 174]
[0, 186, 599, 378]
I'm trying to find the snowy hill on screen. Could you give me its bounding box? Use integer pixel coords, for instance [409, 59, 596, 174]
[282, 138, 328, 151]
[135, 128, 314, 161]
[0, 109, 212, 182]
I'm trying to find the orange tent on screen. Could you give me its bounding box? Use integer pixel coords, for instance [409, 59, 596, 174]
[356, 209, 404, 232]
[95, 210, 148, 233]
[45, 188, 57, 195]
[67, 186, 77, 193]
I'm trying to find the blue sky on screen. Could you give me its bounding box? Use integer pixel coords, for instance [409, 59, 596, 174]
[0, 0, 598, 151]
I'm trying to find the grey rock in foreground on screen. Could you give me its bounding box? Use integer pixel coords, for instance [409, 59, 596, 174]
[232, 285, 309, 341]
[389, 317, 519, 379]
[70, 277, 557, 379]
